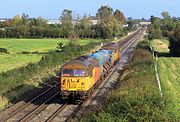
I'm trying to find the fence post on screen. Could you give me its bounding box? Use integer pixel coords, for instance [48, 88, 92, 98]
[149, 43, 163, 97]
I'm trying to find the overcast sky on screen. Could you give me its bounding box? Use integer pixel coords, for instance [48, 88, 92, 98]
[0, 0, 179, 19]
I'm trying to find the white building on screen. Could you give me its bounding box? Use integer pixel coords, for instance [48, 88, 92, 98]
[47, 19, 99, 25]
[47, 19, 61, 25]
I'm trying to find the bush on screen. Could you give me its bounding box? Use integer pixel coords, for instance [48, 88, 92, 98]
[136, 39, 151, 51]
[81, 40, 177, 121]
[0, 47, 8, 53]
[21, 51, 31, 54]
[169, 37, 180, 56]
[149, 29, 162, 40]
[169, 24, 180, 56]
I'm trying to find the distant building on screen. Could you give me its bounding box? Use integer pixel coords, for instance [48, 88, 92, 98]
[91, 20, 98, 25]
[139, 22, 151, 25]
[47, 19, 61, 25]
[123, 24, 128, 27]
[46, 19, 99, 25]
[0, 19, 6, 22]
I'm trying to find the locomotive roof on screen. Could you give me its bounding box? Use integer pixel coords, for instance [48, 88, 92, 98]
[62, 55, 98, 69]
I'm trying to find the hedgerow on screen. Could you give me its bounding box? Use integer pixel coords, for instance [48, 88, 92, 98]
[81, 40, 178, 121]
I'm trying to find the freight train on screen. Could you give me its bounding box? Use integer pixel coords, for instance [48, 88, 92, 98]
[60, 42, 120, 100]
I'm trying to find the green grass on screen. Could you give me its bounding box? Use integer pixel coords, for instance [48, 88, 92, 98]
[0, 38, 69, 53]
[0, 54, 42, 73]
[151, 39, 169, 52]
[0, 38, 103, 53]
[77, 39, 103, 45]
[81, 40, 177, 121]
[151, 39, 180, 119]
[0, 38, 103, 73]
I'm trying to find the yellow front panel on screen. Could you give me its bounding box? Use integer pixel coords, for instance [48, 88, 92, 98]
[61, 77, 95, 92]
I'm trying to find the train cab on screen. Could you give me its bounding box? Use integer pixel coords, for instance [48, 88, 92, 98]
[60, 55, 100, 99]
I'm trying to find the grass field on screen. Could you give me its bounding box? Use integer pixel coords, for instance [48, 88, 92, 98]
[151, 39, 180, 119]
[0, 54, 42, 73]
[0, 38, 103, 73]
[151, 39, 169, 52]
[0, 38, 102, 53]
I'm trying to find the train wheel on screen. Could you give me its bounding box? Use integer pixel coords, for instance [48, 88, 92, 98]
[59, 94, 63, 100]
[69, 94, 76, 103]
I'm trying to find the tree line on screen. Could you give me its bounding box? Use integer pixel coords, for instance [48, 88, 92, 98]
[147, 11, 180, 56]
[0, 6, 127, 39]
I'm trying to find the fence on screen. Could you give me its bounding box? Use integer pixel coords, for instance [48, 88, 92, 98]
[149, 40, 163, 97]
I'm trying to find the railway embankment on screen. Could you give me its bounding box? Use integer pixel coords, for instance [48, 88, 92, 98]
[81, 38, 178, 121]
[151, 39, 180, 120]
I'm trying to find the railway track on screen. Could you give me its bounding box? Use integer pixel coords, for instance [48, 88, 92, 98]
[63, 29, 145, 122]
[0, 82, 60, 122]
[0, 28, 145, 122]
[32, 29, 145, 122]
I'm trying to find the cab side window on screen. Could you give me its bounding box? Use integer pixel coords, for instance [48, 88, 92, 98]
[74, 69, 85, 76]
[62, 69, 73, 76]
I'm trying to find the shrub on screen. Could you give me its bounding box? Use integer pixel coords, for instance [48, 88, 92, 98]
[21, 51, 31, 54]
[169, 24, 180, 56]
[0, 47, 8, 53]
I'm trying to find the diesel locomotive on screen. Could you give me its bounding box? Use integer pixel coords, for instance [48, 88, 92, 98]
[60, 42, 120, 100]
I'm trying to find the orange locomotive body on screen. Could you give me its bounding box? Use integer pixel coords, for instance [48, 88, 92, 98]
[60, 43, 120, 100]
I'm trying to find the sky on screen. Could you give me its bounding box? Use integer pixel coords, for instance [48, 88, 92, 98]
[0, 0, 180, 19]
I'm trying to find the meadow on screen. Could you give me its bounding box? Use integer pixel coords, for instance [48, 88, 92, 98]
[151, 39, 180, 119]
[0, 54, 42, 73]
[0, 38, 102, 53]
[0, 38, 103, 73]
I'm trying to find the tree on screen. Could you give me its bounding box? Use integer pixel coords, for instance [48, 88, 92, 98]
[75, 15, 92, 38]
[60, 9, 76, 39]
[97, 5, 113, 38]
[126, 18, 138, 32]
[114, 9, 126, 24]
[11, 15, 21, 26]
[169, 23, 180, 56]
[160, 12, 176, 37]
[152, 17, 161, 29]
[112, 17, 122, 37]
[96, 5, 123, 38]
[161, 11, 171, 20]
[21, 13, 29, 25]
[96, 5, 113, 21]
[147, 17, 163, 39]
[29, 17, 47, 27]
